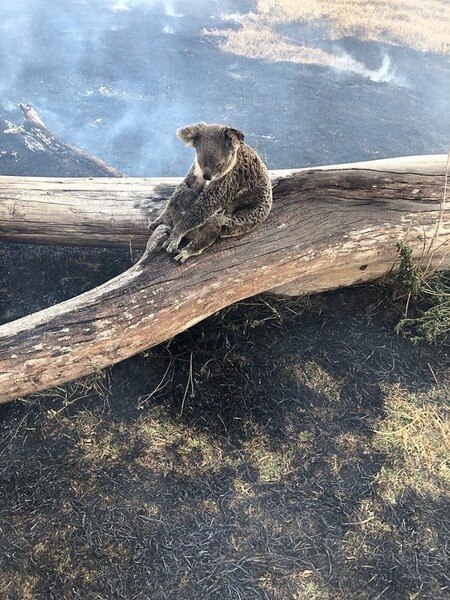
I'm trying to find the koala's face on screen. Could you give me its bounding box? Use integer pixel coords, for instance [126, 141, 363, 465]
[177, 123, 244, 182]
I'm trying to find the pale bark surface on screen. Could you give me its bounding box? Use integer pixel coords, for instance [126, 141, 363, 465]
[0, 155, 446, 247]
[0, 155, 448, 403]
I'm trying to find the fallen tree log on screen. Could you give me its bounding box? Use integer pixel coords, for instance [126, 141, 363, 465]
[1, 155, 446, 250]
[0, 155, 448, 403]
[1, 103, 126, 178]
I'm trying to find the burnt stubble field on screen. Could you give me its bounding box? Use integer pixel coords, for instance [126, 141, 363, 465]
[1, 1, 449, 599]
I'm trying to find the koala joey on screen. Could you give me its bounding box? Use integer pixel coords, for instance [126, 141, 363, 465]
[147, 123, 272, 263]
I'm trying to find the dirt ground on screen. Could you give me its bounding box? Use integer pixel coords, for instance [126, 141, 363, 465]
[1, 240, 449, 599]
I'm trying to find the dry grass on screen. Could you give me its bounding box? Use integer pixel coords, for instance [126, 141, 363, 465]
[258, 0, 450, 54]
[206, 24, 387, 80]
[259, 569, 334, 600]
[294, 360, 344, 400]
[2, 290, 450, 598]
[136, 405, 228, 476]
[207, 25, 348, 67]
[336, 381, 450, 599]
[241, 427, 295, 483]
[22, 368, 111, 419]
[208, 0, 449, 73]
[0, 572, 37, 600]
[373, 383, 450, 502]
[74, 414, 123, 464]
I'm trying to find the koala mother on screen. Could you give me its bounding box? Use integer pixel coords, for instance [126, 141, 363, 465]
[148, 123, 273, 263]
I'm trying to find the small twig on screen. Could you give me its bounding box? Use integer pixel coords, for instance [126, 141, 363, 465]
[179, 351, 194, 417]
[425, 147, 449, 272]
[427, 362, 439, 384]
[129, 238, 134, 264]
[138, 360, 172, 407]
[404, 290, 412, 318]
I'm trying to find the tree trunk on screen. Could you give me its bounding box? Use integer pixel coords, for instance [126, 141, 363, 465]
[15, 103, 126, 178]
[0, 154, 448, 403]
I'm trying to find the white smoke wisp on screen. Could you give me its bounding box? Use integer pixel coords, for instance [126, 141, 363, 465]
[333, 52, 408, 87]
[108, 0, 184, 17]
[110, 1, 131, 11]
[220, 13, 245, 23]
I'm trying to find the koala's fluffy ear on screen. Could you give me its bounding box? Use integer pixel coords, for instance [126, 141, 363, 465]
[176, 123, 205, 146]
[224, 127, 245, 144]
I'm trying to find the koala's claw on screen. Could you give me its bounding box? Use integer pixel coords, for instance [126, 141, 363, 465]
[147, 219, 160, 231]
[217, 214, 233, 227]
[173, 249, 190, 264]
[148, 221, 171, 235]
[162, 236, 181, 253]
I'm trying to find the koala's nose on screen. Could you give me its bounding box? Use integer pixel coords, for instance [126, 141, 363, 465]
[203, 167, 212, 180]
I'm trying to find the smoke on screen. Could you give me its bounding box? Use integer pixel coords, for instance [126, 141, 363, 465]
[109, 0, 184, 16]
[332, 53, 409, 87]
[0, 0, 204, 175]
[0, 1, 34, 97]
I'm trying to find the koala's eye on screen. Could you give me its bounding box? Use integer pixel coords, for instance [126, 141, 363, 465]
[216, 161, 224, 168]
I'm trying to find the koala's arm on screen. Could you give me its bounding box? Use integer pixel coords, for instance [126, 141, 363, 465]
[222, 186, 273, 238]
[148, 163, 205, 231]
[172, 182, 226, 236]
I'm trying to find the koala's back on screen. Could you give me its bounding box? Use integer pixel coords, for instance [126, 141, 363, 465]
[223, 143, 272, 213]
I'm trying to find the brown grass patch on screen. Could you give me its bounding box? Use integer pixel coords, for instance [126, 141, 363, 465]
[295, 360, 344, 401]
[136, 405, 228, 476]
[0, 571, 37, 600]
[259, 569, 335, 600]
[75, 418, 123, 464]
[207, 0, 449, 73]
[242, 427, 294, 483]
[207, 25, 347, 67]
[257, 0, 449, 54]
[372, 383, 450, 502]
[336, 382, 449, 599]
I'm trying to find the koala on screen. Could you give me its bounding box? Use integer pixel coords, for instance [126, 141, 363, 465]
[148, 123, 272, 263]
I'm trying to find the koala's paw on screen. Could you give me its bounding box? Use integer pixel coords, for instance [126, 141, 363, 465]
[173, 249, 191, 264]
[162, 235, 182, 254]
[147, 218, 160, 231]
[217, 214, 233, 227]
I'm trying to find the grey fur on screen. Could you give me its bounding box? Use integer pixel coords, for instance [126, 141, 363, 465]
[148, 123, 272, 263]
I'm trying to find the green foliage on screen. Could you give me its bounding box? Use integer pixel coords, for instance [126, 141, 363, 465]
[392, 243, 450, 344]
[394, 242, 424, 297]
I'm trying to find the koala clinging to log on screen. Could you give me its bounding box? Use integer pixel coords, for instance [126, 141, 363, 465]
[147, 123, 272, 263]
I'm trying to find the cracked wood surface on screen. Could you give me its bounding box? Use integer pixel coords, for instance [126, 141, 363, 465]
[0, 155, 448, 403]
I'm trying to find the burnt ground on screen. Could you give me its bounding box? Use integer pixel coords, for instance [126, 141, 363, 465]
[1, 239, 449, 599]
[1, 1, 450, 598]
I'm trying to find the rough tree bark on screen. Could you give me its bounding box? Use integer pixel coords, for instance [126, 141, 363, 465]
[0, 154, 448, 403]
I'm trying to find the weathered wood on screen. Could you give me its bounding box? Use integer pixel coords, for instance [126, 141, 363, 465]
[0, 155, 446, 248]
[0, 175, 172, 247]
[0, 155, 448, 403]
[4, 103, 126, 178]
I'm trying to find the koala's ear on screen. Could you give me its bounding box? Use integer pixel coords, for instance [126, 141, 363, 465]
[176, 123, 204, 146]
[224, 127, 245, 144]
